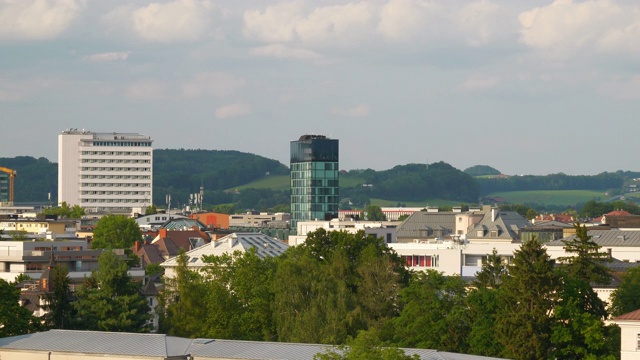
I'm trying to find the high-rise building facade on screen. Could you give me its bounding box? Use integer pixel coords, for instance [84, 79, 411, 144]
[290, 135, 339, 229]
[58, 129, 153, 212]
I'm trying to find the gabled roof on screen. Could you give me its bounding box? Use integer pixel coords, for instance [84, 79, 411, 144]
[467, 210, 530, 241]
[0, 330, 193, 358]
[547, 230, 640, 247]
[137, 243, 166, 264]
[614, 308, 640, 321]
[162, 218, 207, 231]
[396, 212, 456, 239]
[161, 232, 289, 268]
[142, 278, 159, 296]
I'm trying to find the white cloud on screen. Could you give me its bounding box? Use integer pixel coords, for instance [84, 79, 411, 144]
[215, 102, 250, 119]
[455, 1, 510, 47]
[249, 44, 320, 60]
[377, 0, 439, 43]
[181, 72, 246, 98]
[125, 80, 167, 100]
[243, 2, 302, 43]
[331, 104, 370, 117]
[85, 51, 130, 62]
[458, 74, 500, 92]
[0, 0, 84, 41]
[295, 2, 374, 46]
[518, 0, 640, 56]
[243, 2, 374, 47]
[104, 0, 214, 43]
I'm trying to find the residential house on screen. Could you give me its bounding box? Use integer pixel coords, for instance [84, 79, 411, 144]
[466, 207, 531, 244]
[161, 232, 289, 279]
[288, 218, 400, 246]
[0, 240, 143, 283]
[136, 227, 211, 267]
[520, 220, 573, 243]
[612, 309, 640, 360]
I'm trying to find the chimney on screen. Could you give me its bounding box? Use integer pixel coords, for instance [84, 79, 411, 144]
[159, 228, 168, 239]
[491, 208, 497, 222]
[134, 241, 141, 253]
[228, 234, 237, 248]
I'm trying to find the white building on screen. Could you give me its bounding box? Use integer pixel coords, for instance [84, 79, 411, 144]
[289, 219, 400, 246]
[161, 232, 289, 279]
[58, 129, 153, 213]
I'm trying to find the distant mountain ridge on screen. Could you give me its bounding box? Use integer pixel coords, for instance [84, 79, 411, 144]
[0, 152, 632, 210]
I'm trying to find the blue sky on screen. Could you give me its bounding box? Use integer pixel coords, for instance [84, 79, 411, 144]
[1, 0, 640, 175]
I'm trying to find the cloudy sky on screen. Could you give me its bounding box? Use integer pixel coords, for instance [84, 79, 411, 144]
[1, 0, 640, 175]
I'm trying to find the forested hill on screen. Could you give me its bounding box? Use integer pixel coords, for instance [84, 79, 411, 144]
[153, 149, 289, 205]
[0, 156, 57, 203]
[342, 162, 479, 203]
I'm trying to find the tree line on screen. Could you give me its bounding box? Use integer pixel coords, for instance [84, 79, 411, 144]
[5, 224, 640, 359]
[158, 226, 631, 359]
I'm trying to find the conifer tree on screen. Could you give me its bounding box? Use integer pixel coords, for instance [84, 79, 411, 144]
[42, 265, 74, 329]
[73, 251, 151, 332]
[495, 238, 559, 360]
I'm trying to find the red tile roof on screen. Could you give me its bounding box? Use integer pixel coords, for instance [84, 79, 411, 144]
[614, 308, 640, 321]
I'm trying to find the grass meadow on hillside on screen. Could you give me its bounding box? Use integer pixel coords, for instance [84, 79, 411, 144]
[485, 190, 608, 206]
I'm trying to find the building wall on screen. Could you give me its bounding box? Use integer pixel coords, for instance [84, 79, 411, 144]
[290, 135, 339, 229]
[58, 129, 153, 211]
[617, 321, 640, 360]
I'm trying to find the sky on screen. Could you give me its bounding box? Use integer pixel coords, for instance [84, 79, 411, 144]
[1, 0, 640, 176]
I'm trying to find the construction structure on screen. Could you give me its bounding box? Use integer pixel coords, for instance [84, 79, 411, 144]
[0, 166, 16, 205]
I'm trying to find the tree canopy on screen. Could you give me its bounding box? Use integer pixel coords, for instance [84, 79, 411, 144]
[91, 215, 141, 250]
[0, 278, 41, 337]
[73, 251, 150, 332]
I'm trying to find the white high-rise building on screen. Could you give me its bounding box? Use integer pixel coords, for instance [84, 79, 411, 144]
[58, 129, 153, 213]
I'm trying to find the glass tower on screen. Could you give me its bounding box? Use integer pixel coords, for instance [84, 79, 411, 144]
[290, 135, 339, 229]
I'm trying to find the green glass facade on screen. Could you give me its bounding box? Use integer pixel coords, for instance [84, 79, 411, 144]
[290, 135, 339, 229]
[0, 173, 8, 203]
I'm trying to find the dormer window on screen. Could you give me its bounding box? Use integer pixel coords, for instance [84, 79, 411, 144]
[477, 230, 484, 237]
[490, 230, 498, 237]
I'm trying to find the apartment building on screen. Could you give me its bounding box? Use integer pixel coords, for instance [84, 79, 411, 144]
[58, 129, 153, 213]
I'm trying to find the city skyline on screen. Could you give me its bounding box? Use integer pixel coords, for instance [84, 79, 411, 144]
[2, 0, 640, 176]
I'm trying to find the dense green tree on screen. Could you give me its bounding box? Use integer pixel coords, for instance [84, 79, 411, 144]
[73, 251, 150, 332]
[610, 265, 640, 316]
[464, 165, 501, 177]
[91, 215, 141, 250]
[467, 287, 502, 357]
[144, 204, 158, 215]
[43, 201, 85, 218]
[0, 278, 41, 337]
[42, 265, 74, 329]
[397, 214, 409, 222]
[158, 251, 209, 337]
[495, 238, 560, 360]
[198, 248, 278, 341]
[467, 249, 505, 357]
[361, 205, 387, 221]
[144, 262, 164, 276]
[473, 249, 505, 289]
[274, 229, 408, 344]
[314, 330, 419, 360]
[391, 270, 470, 352]
[558, 223, 611, 287]
[550, 275, 619, 359]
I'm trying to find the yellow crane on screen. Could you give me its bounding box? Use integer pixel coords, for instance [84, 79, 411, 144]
[0, 166, 16, 204]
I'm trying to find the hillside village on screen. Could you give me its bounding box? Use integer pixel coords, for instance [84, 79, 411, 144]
[2, 131, 640, 360]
